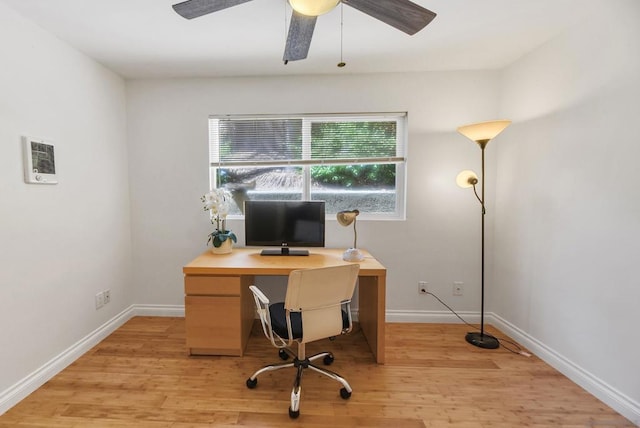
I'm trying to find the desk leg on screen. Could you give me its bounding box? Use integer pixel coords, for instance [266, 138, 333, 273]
[358, 274, 386, 364]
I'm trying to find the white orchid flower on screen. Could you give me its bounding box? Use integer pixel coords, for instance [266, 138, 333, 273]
[202, 188, 233, 229]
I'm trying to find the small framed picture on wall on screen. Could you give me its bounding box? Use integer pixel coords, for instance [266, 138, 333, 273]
[23, 136, 58, 184]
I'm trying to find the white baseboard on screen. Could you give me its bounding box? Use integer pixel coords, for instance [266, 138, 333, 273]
[386, 309, 639, 425]
[0, 304, 186, 416]
[2, 306, 638, 426]
[133, 304, 185, 317]
[0, 305, 136, 416]
[385, 309, 480, 324]
[489, 313, 640, 426]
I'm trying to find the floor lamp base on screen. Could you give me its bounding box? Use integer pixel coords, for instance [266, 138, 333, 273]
[465, 332, 499, 349]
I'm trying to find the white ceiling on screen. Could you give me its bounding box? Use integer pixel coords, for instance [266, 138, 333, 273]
[1, 0, 588, 79]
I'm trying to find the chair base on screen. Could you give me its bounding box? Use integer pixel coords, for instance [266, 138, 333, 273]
[246, 350, 352, 418]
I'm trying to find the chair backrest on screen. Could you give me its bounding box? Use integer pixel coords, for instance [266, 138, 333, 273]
[284, 264, 360, 344]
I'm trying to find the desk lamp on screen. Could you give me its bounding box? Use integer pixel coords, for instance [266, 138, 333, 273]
[457, 119, 511, 349]
[336, 209, 364, 261]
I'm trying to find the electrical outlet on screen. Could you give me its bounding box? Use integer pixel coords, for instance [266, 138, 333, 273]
[418, 281, 428, 294]
[453, 282, 464, 296]
[103, 289, 111, 305]
[95, 292, 104, 309]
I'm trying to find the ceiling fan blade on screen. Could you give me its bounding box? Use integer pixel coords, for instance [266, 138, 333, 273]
[343, 0, 436, 35]
[283, 11, 317, 63]
[172, 0, 254, 19]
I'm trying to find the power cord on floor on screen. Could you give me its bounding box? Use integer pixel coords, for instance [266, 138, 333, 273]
[425, 291, 530, 357]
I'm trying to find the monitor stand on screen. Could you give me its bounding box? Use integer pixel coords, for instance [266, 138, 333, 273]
[260, 248, 309, 256]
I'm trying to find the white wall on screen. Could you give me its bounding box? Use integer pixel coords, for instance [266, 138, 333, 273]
[3, 0, 638, 423]
[125, 72, 500, 310]
[0, 2, 132, 402]
[125, 2, 640, 420]
[494, 0, 640, 422]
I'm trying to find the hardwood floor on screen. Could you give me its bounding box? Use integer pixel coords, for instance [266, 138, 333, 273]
[0, 317, 633, 427]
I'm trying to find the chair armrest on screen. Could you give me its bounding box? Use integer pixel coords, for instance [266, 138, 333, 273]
[341, 300, 354, 334]
[249, 285, 270, 306]
[249, 285, 290, 348]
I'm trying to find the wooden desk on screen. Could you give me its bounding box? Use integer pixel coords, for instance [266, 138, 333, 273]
[183, 248, 387, 363]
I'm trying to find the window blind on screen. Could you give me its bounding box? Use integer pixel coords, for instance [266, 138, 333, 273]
[209, 113, 407, 168]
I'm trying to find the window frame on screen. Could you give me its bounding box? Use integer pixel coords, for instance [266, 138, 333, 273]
[208, 112, 408, 221]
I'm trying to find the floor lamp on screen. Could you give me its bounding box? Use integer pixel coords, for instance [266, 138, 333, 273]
[456, 119, 511, 349]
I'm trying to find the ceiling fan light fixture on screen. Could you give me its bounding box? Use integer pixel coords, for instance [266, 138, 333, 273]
[289, 0, 340, 16]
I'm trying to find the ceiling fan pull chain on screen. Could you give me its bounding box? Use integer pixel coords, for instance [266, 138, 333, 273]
[338, 2, 346, 68]
[284, 0, 289, 64]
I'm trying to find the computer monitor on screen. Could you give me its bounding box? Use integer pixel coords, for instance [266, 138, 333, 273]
[244, 200, 325, 256]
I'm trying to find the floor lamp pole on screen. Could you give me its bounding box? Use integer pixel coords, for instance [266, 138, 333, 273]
[457, 119, 511, 350]
[465, 143, 499, 349]
[480, 145, 486, 336]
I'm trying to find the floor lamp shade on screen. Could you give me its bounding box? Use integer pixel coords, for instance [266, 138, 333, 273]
[456, 170, 478, 188]
[457, 120, 511, 145]
[457, 119, 511, 350]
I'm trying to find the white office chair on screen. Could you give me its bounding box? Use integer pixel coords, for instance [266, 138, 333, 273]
[246, 264, 360, 419]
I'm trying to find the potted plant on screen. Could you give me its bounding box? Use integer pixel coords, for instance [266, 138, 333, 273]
[201, 189, 237, 254]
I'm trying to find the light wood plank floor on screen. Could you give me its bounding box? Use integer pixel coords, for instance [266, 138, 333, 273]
[0, 317, 633, 427]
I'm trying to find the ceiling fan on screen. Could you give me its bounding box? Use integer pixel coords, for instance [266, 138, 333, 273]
[172, 0, 437, 63]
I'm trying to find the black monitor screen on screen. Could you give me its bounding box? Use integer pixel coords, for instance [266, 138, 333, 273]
[244, 200, 325, 256]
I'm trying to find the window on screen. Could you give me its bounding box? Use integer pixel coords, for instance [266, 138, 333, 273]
[209, 113, 407, 219]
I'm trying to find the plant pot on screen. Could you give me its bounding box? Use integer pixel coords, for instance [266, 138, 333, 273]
[211, 238, 233, 255]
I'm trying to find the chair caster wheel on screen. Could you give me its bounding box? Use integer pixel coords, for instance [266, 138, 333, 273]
[340, 387, 351, 399]
[279, 349, 289, 360]
[246, 378, 257, 389]
[323, 354, 334, 365]
[288, 407, 300, 419]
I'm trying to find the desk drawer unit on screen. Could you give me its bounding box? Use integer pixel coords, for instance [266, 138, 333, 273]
[184, 275, 254, 356]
